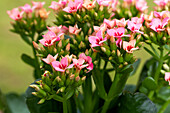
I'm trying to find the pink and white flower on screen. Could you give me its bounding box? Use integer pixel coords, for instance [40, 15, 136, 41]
[89, 30, 107, 47]
[63, 0, 83, 13]
[127, 21, 144, 34]
[47, 26, 62, 35]
[7, 8, 24, 20]
[72, 58, 88, 70]
[136, 0, 148, 12]
[154, 0, 169, 8]
[20, 4, 33, 13]
[123, 39, 139, 53]
[49, 1, 67, 11]
[131, 14, 144, 24]
[32, 1, 45, 10]
[165, 72, 170, 85]
[69, 25, 81, 35]
[116, 38, 123, 48]
[154, 11, 169, 18]
[124, 0, 134, 4]
[39, 31, 63, 46]
[42, 54, 58, 65]
[97, 0, 112, 6]
[79, 53, 93, 72]
[104, 19, 116, 29]
[107, 27, 130, 38]
[116, 18, 128, 27]
[52, 57, 74, 72]
[150, 17, 169, 32]
[82, 0, 96, 10]
[93, 23, 107, 33]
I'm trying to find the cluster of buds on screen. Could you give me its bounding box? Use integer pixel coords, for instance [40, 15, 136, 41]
[30, 53, 93, 104]
[113, 0, 148, 19]
[142, 10, 170, 46]
[88, 17, 144, 71]
[7, 1, 50, 38]
[160, 63, 170, 85]
[51, 0, 114, 36]
[154, 0, 170, 11]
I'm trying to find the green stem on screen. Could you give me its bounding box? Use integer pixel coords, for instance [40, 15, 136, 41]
[101, 71, 130, 113]
[63, 99, 68, 113]
[31, 37, 41, 79]
[148, 47, 164, 99]
[158, 100, 170, 113]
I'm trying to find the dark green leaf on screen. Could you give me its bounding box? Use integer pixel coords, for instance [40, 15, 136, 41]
[124, 85, 136, 93]
[164, 44, 170, 51]
[142, 77, 157, 90]
[21, 54, 35, 67]
[157, 87, 170, 101]
[130, 59, 141, 76]
[117, 92, 157, 113]
[6, 93, 29, 113]
[0, 90, 11, 113]
[20, 34, 32, 45]
[104, 72, 112, 93]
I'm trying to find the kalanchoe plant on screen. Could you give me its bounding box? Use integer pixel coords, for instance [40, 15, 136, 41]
[6, 0, 170, 113]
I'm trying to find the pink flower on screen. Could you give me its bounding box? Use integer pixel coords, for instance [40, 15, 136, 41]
[73, 58, 88, 70]
[89, 30, 107, 47]
[165, 72, 170, 85]
[123, 39, 139, 53]
[131, 14, 144, 24]
[154, 0, 168, 8]
[150, 17, 169, 32]
[69, 25, 81, 35]
[32, 1, 45, 10]
[124, 0, 134, 4]
[116, 18, 128, 27]
[97, 0, 112, 6]
[39, 31, 63, 46]
[93, 23, 107, 33]
[107, 27, 130, 38]
[111, 0, 118, 11]
[136, 0, 148, 12]
[7, 8, 24, 20]
[104, 19, 116, 29]
[49, 1, 67, 11]
[20, 4, 33, 13]
[79, 53, 93, 72]
[154, 11, 168, 18]
[63, 0, 83, 13]
[127, 21, 144, 34]
[116, 38, 122, 48]
[52, 57, 74, 72]
[47, 26, 62, 35]
[82, 0, 96, 10]
[42, 54, 58, 65]
[61, 26, 69, 33]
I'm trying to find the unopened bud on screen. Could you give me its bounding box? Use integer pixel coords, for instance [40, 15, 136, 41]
[101, 47, 106, 52]
[66, 43, 70, 51]
[75, 76, 80, 82]
[58, 40, 62, 48]
[38, 98, 45, 104]
[110, 36, 115, 43]
[70, 74, 75, 80]
[163, 64, 169, 71]
[161, 70, 166, 74]
[118, 64, 123, 69]
[143, 34, 149, 40]
[162, 37, 166, 42]
[81, 76, 86, 81]
[117, 50, 121, 56]
[79, 41, 86, 49]
[30, 85, 40, 91]
[33, 41, 40, 50]
[124, 62, 128, 65]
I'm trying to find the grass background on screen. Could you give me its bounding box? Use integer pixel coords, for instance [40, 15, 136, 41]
[0, 0, 155, 93]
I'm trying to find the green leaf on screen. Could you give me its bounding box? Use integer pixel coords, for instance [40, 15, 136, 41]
[21, 54, 35, 67]
[20, 34, 32, 45]
[164, 44, 170, 51]
[130, 59, 141, 76]
[142, 77, 157, 90]
[26, 80, 63, 113]
[6, 93, 29, 113]
[64, 89, 74, 100]
[117, 92, 157, 113]
[144, 47, 159, 61]
[124, 85, 136, 93]
[157, 87, 170, 101]
[0, 90, 11, 113]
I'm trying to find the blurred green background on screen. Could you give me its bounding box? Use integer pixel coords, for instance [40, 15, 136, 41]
[0, 0, 155, 93]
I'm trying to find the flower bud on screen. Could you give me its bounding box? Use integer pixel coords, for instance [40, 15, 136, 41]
[38, 98, 45, 104]
[79, 41, 86, 49]
[75, 76, 80, 82]
[66, 43, 70, 51]
[161, 70, 166, 74]
[163, 64, 169, 71]
[117, 50, 121, 57]
[42, 83, 51, 92]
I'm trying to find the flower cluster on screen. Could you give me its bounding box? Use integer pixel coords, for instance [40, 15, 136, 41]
[142, 10, 170, 45]
[7, 1, 50, 38]
[154, 0, 170, 11]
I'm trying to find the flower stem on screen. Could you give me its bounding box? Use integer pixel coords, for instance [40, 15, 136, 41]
[63, 99, 68, 113]
[148, 47, 164, 99]
[158, 100, 170, 113]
